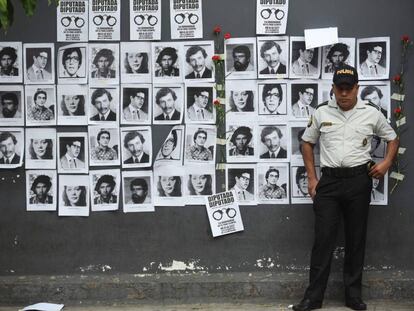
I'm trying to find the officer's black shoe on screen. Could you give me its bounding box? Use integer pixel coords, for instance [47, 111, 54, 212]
[345, 297, 367, 310]
[292, 298, 322, 311]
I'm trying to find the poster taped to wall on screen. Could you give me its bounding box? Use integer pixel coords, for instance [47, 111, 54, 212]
[89, 0, 121, 41]
[170, 0, 203, 40]
[130, 0, 161, 41]
[256, 0, 289, 35]
[57, 0, 89, 42]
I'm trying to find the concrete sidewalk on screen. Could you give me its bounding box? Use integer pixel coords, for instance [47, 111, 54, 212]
[1, 301, 414, 311]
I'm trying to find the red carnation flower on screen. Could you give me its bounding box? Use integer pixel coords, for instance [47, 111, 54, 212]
[402, 35, 410, 42]
[224, 32, 231, 40]
[394, 107, 402, 114]
[213, 99, 221, 106]
[213, 25, 221, 34]
[212, 55, 221, 61]
[393, 74, 401, 82]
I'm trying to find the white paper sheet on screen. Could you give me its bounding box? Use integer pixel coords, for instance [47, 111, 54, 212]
[184, 164, 216, 205]
[58, 174, 90, 216]
[21, 302, 64, 311]
[120, 126, 152, 168]
[184, 124, 216, 165]
[57, 132, 89, 174]
[170, 0, 203, 40]
[0, 85, 25, 126]
[225, 164, 257, 206]
[305, 27, 338, 50]
[0, 42, 23, 83]
[89, 0, 120, 41]
[130, 0, 161, 41]
[122, 170, 155, 213]
[256, 163, 289, 205]
[57, 43, 88, 84]
[154, 125, 185, 166]
[120, 42, 152, 84]
[23, 43, 55, 85]
[90, 169, 120, 211]
[225, 38, 258, 80]
[154, 165, 185, 206]
[88, 125, 120, 167]
[120, 83, 152, 125]
[25, 85, 57, 127]
[184, 82, 216, 124]
[256, 0, 289, 35]
[25, 128, 57, 169]
[0, 127, 24, 169]
[357, 37, 390, 81]
[26, 170, 57, 211]
[57, 0, 89, 42]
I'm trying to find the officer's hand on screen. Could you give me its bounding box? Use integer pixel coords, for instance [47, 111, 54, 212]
[368, 160, 392, 179]
[308, 177, 319, 200]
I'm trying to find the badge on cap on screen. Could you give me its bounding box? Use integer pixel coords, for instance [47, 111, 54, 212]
[362, 138, 368, 146]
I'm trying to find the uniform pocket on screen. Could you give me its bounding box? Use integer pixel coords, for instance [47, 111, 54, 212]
[320, 125, 342, 148]
[354, 126, 373, 149]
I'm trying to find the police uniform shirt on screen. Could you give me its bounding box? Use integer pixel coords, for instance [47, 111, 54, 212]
[302, 99, 396, 168]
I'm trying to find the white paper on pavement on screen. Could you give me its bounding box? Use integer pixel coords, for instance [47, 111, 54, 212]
[20, 302, 64, 311]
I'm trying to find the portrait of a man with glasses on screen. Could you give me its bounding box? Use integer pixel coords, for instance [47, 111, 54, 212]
[122, 88, 149, 122]
[291, 84, 317, 118]
[60, 137, 85, 170]
[228, 169, 254, 202]
[26, 47, 53, 83]
[186, 87, 213, 122]
[260, 83, 285, 115]
[60, 47, 84, 78]
[359, 42, 386, 77]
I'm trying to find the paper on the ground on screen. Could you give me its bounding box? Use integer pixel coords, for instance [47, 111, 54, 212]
[20, 302, 64, 311]
[305, 27, 338, 49]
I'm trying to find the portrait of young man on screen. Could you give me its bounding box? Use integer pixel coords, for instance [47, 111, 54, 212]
[153, 87, 182, 123]
[225, 38, 257, 80]
[58, 45, 87, 83]
[0, 130, 22, 166]
[228, 126, 255, 158]
[185, 128, 214, 162]
[126, 178, 151, 205]
[154, 47, 180, 77]
[90, 128, 118, 164]
[92, 174, 118, 205]
[26, 170, 57, 211]
[0, 46, 20, 77]
[258, 40, 286, 75]
[227, 168, 255, 203]
[26, 88, 55, 124]
[122, 87, 149, 123]
[58, 135, 87, 173]
[259, 125, 287, 160]
[291, 84, 317, 119]
[89, 88, 117, 122]
[24, 45, 54, 84]
[184, 45, 212, 79]
[122, 129, 151, 166]
[259, 83, 286, 116]
[290, 38, 320, 78]
[0, 91, 22, 121]
[358, 41, 387, 78]
[186, 86, 214, 123]
[155, 129, 181, 161]
[91, 48, 116, 79]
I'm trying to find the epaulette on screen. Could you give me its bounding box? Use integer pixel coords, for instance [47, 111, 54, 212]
[365, 101, 381, 110]
[316, 101, 329, 110]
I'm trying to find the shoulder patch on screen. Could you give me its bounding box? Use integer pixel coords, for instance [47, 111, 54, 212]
[365, 102, 380, 110]
[316, 101, 329, 110]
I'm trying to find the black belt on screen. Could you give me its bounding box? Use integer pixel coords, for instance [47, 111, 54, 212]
[321, 162, 374, 178]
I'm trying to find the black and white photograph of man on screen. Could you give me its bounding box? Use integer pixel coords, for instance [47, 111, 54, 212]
[121, 85, 151, 124]
[322, 39, 355, 80]
[121, 42, 151, 83]
[57, 85, 88, 125]
[0, 42, 22, 83]
[290, 37, 321, 79]
[24, 44, 55, 84]
[371, 175, 386, 205]
[0, 86, 24, 125]
[90, 170, 120, 211]
[357, 37, 389, 80]
[25, 128, 56, 169]
[290, 124, 320, 163]
[89, 126, 119, 166]
[258, 82, 287, 117]
[225, 38, 257, 80]
[89, 44, 119, 84]
[359, 82, 390, 119]
[257, 37, 288, 79]
[121, 127, 152, 168]
[290, 83, 319, 119]
[185, 85, 215, 123]
[227, 124, 256, 162]
[290, 165, 320, 204]
[25, 86, 56, 126]
[184, 125, 216, 164]
[122, 171, 154, 213]
[152, 43, 182, 83]
[259, 125, 288, 161]
[370, 135, 386, 160]
[26, 170, 57, 211]
[226, 165, 256, 205]
[0, 128, 24, 168]
[155, 127, 183, 162]
[58, 44, 87, 84]
[58, 175, 89, 217]
[153, 86, 183, 124]
[58, 133, 88, 174]
[183, 41, 214, 81]
[257, 164, 289, 204]
[89, 87, 118, 124]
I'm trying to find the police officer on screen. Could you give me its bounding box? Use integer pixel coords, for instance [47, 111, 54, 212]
[292, 65, 398, 311]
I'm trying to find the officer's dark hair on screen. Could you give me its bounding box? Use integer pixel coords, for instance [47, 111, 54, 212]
[92, 88, 112, 105]
[93, 49, 114, 67]
[295, 166, 307, 185]
[97, 130, 111, 142]
[193, 129, 208, 143]
[230, 126, 252, 145]
[155, 88, 177, 105]
[123, 131, 145, 149]
[130, 178, 148, 192]
[156, 47, 178, 66]
[31, 175, 52, 193]
[265, 168, 280, 180]
[260, 41, 282, 58]
[360, 86, 383, 100]
[326, 43, 349, 62]
[232, 45, 251, 59]
[262, 84, 283, 103]
[95, 174, 116, 193]
[0, 46, 17, 63]
[260, 126, 282, 143]
[62, 47, 82, 66]
[0, 131, 17, 144]
[1, 92, 18, 106]
[185, 46, 207, 63]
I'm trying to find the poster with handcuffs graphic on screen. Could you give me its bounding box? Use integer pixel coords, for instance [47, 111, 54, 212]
[130, 0, 161, 41]
[256, 0, 289, 35]
[57, 0, 89, 42]
[89, 0, 121, 41]
[205, 191, 244, 238]
[170, 0, 203, 40]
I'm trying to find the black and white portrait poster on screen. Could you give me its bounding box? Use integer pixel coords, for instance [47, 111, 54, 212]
[121, 84, 152, 125]
[225, 80, 258, 120]
[184, 124, 216, 165]
[153, 84, 184, 125]
[290, 165, 320, 204]
[289, 121, 320, 165]
[359, 81, 391, 120]
[320, 81, 334, 103]
[257, 36, 289, 79]
[288, 81, 320, 120]
[357, 37, 390, 81]
[321, 38, 355, 80]
[226, 164, 257, 206]
[225, 37, 257, 80]
[122, 170, 155, 213]
[154, 125, 184, 165]
[57, 43, 88, 84]
[25, 85, 57, 127]
[57, 132, 88, 174]
[89, 125, 120, 167]
[58, 174, 90, 217]
[183, 41, 214, 82]
[0, 127, 24, 169]
[226, 122, 257, 163]
[57, 84, 88, 125]
[120, 126, 152, 168]
[26, 170, 57, 211]
[256, 0, 289, 35]
[170, 0, 203, 40]
[184, 164, 215, 205]
[257, 163, 289, 205]
[23, 43, 55, 85]
[130, 0, 161, 41]
[371, 160, 388, 206]
[154, 165, 185, 206]
[289, 37, 321, 79]
[0, 85, 24, 126]
[185, 83, 216, 124]
[25, 128, 56, 169]
[88, 86, 119, 125]
[152, 43, 183, 84]
[258, 123, 289, 162]
[90, 169, 120, 212]
[89, 43, 119, 85]
[0, 42, 23, 83]
[120, 42, 152, 83]
[205, 190, 244, 237]
[89, 0, 120, 41]
[57, 0, 89, 42]
[257, 80, 288, 121]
